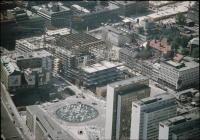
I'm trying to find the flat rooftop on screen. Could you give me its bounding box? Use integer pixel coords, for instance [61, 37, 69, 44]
[108, 75, 149, 88]
[160, 111, 200, 127]
[27, 105, 75, 140]
[110, 1, 138, 6]
[14, 50, 52, 60]
[103, 26, 124, 35]
[92, 63, 107, 71]
[147, 1, 195, 21]
[100, 61, 117, 69]
[165, 60, 199, 71]
[134, 91, 176, 106]
[81, 61, 117, 74]
[118, 85, 150, 96]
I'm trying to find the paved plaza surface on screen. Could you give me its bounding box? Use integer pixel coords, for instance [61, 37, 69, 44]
[39, 94, 106, 140]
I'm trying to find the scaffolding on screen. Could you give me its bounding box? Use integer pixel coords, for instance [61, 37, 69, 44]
[15, 29, 111, 86]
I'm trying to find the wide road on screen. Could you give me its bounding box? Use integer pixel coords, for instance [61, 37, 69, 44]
[1, 83, 34, 140]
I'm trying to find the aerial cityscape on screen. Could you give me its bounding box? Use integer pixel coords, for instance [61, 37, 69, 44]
[0, 1, 199, 140]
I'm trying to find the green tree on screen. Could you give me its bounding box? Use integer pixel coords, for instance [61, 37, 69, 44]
[155, 35, 160, 40]
[189, 34, 194, 41]
[191, 47, 199, 58]
[165, 35, 173, 42]
[170, 41, 179, 50]
[181, 35, 189, 48]
[175, 13, 186, 25]
[173, 36, 181, 44]
[148, 35, 154, 40]
[181, 48, 189, 55]
[159, 34, 165, 41]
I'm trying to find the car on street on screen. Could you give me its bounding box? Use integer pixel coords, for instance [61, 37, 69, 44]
[92, 102, 97, 105]
[82, 96, 85, 99]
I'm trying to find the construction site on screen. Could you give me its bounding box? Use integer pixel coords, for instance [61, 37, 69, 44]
[15, 27, 120, 91]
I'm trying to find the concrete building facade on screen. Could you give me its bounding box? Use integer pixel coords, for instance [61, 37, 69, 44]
[159, 60, 199, 90]
[152, 63, 160, 81]
[80, 61, 124, 87]
[108, 1, 149, 16]
[73, 4, 119, 27]
[116, 85, 150, 139]
[102, 26, 126, 47]
[159, 112, 200, 140]
[130, 92, 177, 140]
[1, 56, 21, 90]
[12, 50, 53, 76]
[24, 67, 50, 87]
[31, 2, 72, 28]
[105, 75, 150, 140]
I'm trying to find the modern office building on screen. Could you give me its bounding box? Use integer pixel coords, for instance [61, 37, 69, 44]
[105, 75, 150, 140]
[116, 85, 150, 139]
[102, 26, 126, 47]
[158, 60, 199, 90]
[159, 112, 200, 140]
[30, 2, 72, 28]
[73, 4, 119, 27]
[108, 1, 149, 16]
[130, 92, 177, 140]
[26, 105, 75, 139]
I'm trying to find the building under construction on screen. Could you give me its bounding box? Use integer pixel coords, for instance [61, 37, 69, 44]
[15, 28, 111, 86]
[80, 61, 124, 87]
[108, 1, 149, 16]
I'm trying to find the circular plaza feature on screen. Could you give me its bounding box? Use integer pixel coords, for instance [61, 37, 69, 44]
[56, 102, 99, 123]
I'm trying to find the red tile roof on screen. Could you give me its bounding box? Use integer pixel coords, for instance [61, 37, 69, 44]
[149, 38, 172, 53]
[173, 53, 184, 61]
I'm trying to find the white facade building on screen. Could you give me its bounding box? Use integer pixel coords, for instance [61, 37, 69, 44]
[102, 26, 126, 47]
[159, 60, 199, 90]
[159, 112, 200, 140]
[152, 63, 160, 81]
[130, 92, 177, 140]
